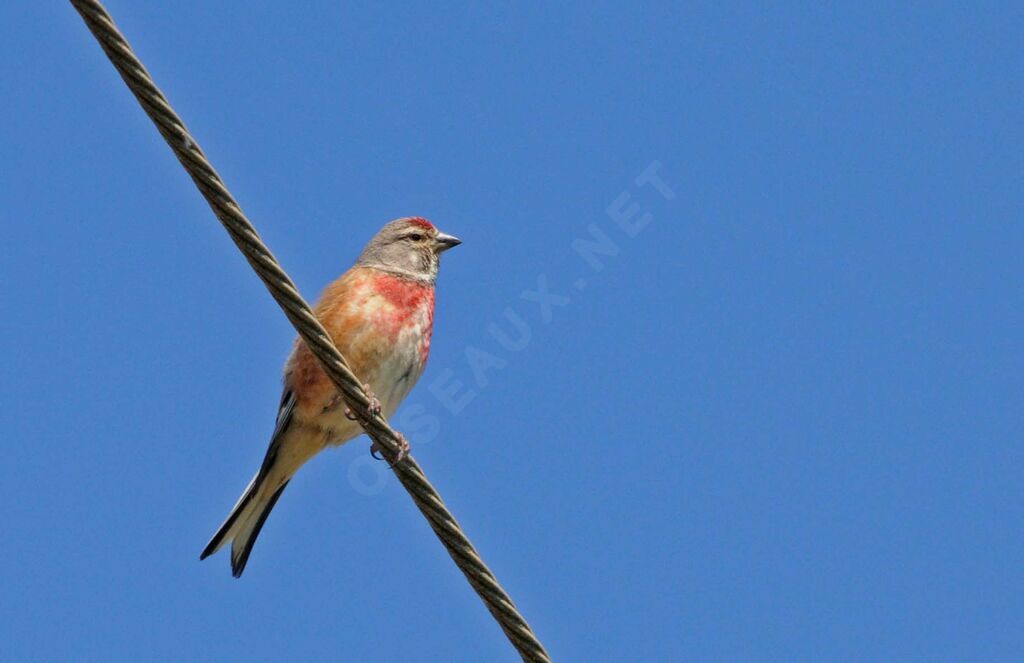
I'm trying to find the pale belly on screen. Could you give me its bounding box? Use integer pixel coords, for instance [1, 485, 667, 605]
[316, 309, 430, 444]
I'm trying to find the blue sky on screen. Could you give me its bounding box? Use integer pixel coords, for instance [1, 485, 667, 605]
[2, 2, 1022, 661]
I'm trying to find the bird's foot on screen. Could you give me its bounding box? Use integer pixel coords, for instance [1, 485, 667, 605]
[345, 384, 381, 421]
[365, 385, 382, 417]
[371, 433, 410, 466]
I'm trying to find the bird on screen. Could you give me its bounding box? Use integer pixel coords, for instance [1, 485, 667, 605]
[200, 217, 461, 577]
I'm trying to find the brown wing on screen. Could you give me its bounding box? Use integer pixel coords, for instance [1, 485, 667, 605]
[283, 267, 390, 421]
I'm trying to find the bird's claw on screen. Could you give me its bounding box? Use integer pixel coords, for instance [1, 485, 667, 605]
[371, 433, 410, 466]
[365, 385, 382, 417]
[345, 384, 381, 421]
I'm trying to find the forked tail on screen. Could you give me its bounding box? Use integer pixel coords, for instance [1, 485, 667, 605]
[200, 471, 290, 577]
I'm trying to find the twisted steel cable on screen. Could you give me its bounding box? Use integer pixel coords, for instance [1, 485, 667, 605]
[68, 1, 552, 660]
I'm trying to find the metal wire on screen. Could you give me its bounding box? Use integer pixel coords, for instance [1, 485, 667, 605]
[69, 1, 552, 659]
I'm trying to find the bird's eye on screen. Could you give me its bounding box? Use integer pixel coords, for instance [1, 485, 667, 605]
[408, 233, 424, 242]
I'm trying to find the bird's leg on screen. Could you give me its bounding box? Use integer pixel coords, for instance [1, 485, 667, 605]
[323, 393, 344, 415]
[344, 384, 381, 420]
[371, 433, 410, 466]
[365, 385, 382, 417]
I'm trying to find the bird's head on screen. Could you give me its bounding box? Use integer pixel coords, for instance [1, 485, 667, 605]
[356, 217, 461, 282]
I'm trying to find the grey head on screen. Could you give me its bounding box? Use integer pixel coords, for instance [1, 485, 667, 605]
[355, 217, 461, 282]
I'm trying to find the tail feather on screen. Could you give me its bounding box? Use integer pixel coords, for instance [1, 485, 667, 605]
[202, 467, 293, 572]
[201, 389, 301, 576]
[200, 471, 291, 577]
[200, 474, 261, 561]
[229, 480, 289, 577]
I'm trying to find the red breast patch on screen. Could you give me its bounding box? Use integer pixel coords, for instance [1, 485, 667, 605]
[370, 273, 435, 362]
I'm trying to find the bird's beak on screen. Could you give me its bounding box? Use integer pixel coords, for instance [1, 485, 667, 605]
[435, 231, 462, 252]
